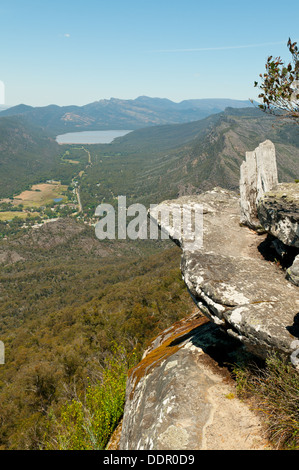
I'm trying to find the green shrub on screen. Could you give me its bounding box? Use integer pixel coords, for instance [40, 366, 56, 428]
[48, 345, 136, 450]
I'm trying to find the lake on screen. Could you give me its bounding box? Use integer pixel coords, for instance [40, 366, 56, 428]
[56, 130, 133, 145]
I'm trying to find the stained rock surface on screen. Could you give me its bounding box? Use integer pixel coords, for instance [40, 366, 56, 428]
[149, 187, 299, 360]
[119, 312, 271, 450]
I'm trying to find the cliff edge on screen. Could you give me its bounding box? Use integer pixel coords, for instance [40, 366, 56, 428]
[119, 141, 298, 450]
[149, 187, 299, 360]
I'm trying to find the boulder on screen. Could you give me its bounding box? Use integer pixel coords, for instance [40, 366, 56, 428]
[286, 255, 299, 287]
[257, 182, 299, 287]
[257, 182, 299, 248]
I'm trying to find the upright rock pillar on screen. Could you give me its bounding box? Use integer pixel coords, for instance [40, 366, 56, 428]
[240, 140, 278, 229]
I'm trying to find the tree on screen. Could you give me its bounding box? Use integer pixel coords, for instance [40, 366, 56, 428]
[253, 38, 299, 123]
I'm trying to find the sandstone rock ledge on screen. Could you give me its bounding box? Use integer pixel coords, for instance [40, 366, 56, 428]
[149, 187, 299, 360]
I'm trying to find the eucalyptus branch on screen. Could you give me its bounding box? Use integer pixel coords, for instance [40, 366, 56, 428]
[253, 38, 299, 124]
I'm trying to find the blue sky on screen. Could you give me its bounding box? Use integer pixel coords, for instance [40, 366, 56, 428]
[1, 0, 298, 107]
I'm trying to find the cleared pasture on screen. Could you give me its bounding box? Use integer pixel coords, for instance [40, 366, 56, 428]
[0, 211, 39, 221]
[13, 183, 68, 208]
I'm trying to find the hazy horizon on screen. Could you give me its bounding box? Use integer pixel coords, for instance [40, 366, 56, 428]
[1, 95, 256, 109]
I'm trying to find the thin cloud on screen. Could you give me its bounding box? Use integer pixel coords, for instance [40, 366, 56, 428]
[64, 33, 71, 38]
[151, 41, 286, 53]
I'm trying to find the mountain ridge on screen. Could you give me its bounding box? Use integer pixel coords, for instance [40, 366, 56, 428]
[0, 107, 298, 206]
[76, 107, 299, 217]
[0, 96, 256, 135]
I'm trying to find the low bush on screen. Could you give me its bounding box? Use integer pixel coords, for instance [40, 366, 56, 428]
[47, 345, 136, 450]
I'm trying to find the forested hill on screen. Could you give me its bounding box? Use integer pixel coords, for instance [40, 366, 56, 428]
[78, 107, 299, 215]
[0, 96, 255, 135]
[1, 106, 298, 208]
[0, 106, 298, 207]
[0, 116, 62, 198]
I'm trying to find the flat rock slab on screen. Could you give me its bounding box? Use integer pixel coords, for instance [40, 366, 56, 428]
[119, 313, 271, 450]
[149, 188, 299, 359]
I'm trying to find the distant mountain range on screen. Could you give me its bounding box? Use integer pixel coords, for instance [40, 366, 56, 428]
[0, 96, 256, 135]
[0, 105, 11, 112]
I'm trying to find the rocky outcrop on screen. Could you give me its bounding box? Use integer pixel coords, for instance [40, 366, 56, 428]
[240, 140, 278, 229]
[149, 188, 299, 360]
[0, 250, 24, 265]
[257, 182, 299, 286]
[287, 255, 299, 286]
[239, 141, 299, 286]
[257, 182, 299, 248]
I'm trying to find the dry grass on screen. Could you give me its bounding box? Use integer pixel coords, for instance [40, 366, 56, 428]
[234, 353, 299, 450]
[0, 211, 39, 221]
